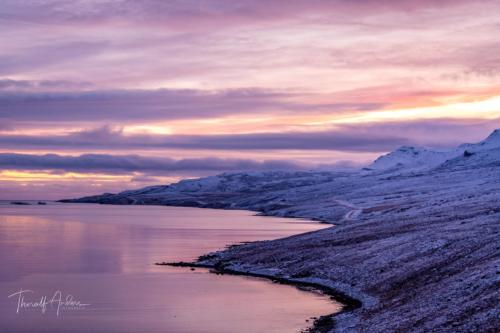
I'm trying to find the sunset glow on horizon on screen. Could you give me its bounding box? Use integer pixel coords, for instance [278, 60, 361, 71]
[1, 0, 500, 199]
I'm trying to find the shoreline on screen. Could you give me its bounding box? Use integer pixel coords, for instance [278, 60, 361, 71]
[60, 164, 500, 333]
[58, 201, 355, 331]
[156, 260, 363, 333]
[59, 199, 337, 224]
[10, 201, 345, 332]
[62, 201, 364, 332]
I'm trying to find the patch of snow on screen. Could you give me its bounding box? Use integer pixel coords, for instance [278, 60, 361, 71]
[368, 129, 500, 172]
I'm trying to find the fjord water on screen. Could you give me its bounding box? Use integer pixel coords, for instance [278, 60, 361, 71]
[0, 202, 341, 333]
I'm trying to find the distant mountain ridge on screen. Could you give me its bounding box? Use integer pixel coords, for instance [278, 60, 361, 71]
[63, 129, 500, 206]
[367, 129, 500, 172]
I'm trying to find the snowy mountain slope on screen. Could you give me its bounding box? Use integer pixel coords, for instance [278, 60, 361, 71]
[66, 170, 353, 218]
[367, 129, 500, 172]
[366, 146, 455, 171]
[63, 130, 500, 218]
[62, 130, 500, 333]
[462, 128, 500, 152]
[438, 146, 500, 171]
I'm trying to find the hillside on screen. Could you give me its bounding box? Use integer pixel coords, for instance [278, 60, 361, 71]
[62, 131, 500, 332]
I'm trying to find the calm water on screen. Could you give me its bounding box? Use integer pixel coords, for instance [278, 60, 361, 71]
[0, 202, 341, 333]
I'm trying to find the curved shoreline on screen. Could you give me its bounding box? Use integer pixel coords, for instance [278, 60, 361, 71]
[156, 260, 362, 333]
[61, 163, 500, 332]
[62, 201, 365, 331]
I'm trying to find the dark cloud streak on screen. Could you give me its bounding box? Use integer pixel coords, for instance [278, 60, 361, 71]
[2, 119, 498, 153]
[0, 125, 409, 153]
[0, 89, 382, 122]
[0, 153, 306, 175]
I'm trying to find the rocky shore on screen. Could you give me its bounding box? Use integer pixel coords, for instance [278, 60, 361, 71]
[62, 132, 500, 332]
[157, 260, 361, 333]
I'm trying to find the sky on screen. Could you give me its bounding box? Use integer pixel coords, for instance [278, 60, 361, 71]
[1, 0, 500, 199]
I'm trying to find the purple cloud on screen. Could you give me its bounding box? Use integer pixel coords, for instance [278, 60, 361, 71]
[0, 125, 408, 152]
[0, 89, 382, 122]
[2, 119, 499, 153]
[0, 1, 481, 29]
[0, 41, 109, 76]
[0, 152, 307, 175]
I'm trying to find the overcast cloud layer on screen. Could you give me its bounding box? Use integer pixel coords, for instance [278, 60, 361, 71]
[1, 0, 500, 198]
[0, 153, 311, 175]
[2, 119, 499, 153]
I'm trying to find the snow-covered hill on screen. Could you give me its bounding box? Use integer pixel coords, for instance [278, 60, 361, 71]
[366, 146, 455, 171]
[65, 130, 500, 207]
[61, 130, 500, 333]
[464, 128, 500, 152]
[367, 129, 500, 172]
